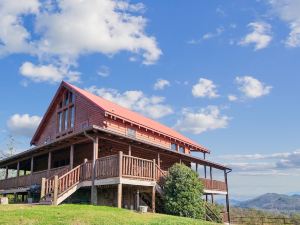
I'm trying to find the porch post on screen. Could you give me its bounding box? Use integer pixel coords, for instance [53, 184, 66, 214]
[204, 153, 207, 178]
[30, 157, 34, 174]
[136, 189, 140, 210]
[117, 183, 122, 208]
[152, 185, 156, 213]
[91, 136, 99, 205]
[157, 153, 160, 168]
[128, 145, 131, 156]
[5, 166, 8, 179]
[153, 159, 156, 181]
[70, 145, 74, 169]
[16, 161, 20, 177]
[224, 170, 230, 223]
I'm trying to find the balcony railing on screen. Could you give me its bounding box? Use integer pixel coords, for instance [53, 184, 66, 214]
[199, 178, 227, 192]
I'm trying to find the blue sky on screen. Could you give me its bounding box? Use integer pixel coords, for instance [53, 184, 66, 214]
[0, 0, 300, 199]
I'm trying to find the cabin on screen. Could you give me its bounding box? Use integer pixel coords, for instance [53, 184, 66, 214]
[0, 81, 231, 222]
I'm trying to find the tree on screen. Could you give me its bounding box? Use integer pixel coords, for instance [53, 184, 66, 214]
[163, 163, 205, 219]
[0, 134, 16, 179]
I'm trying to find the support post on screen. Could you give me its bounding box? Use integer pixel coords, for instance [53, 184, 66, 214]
[136, 189, 140, 210]
[5, 166, 8, 179]
[117, 183, 122, 208]
[204, 153, 207, 178]
[224, 170, 230, 223]
[211, 194, 214, 204]
[196, 163, 198, 176]
[30, 157, 34, 174]
[119, 151, 123, 178]
[91, 136, 99, 205]
[70, 145, 74, 169]
[40, 177, 46, 199]
[16, 162, 20, 177]
[209, 166, 213, 189]
[53, 175, 58, 205]
[47, 151, 52, 176]
[157, 153, 160, 168]
[153, 159, 156, 181]
[152, 185, 156, 213]
[128, 145, 131, 156]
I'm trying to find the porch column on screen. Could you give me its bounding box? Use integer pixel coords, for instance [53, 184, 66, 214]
[30, 157, 34, 174]
[48, 152, 52, 170]
[152, 185, 156, 213]
[128, 144, 131, 156]
[157, 153, 160, 168]
[224, 170, 230, 223]
[196, 163, 198, 176]
[91, 136, 99, 205]
[16, 161, 20, 177]
[117, 183, 122, 208]
[5, 166, 8, 179]
[136, 189, 140, 210]
[70, 145, 74, 169]
[204, 153, 207, 178]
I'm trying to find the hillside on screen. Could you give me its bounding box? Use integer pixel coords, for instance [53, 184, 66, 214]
[0, 204, 216, 225]
[236, 193, 300, 212]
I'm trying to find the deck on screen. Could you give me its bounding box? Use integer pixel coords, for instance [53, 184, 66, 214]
[0, 153, 227, 195]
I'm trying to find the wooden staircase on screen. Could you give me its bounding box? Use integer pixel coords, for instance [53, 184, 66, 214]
[40, 162, 92, 205]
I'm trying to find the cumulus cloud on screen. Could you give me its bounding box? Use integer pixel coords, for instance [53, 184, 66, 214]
[269, 0, 300, 47]
[192, 78, 219, 98]
[7, 114, 42, 137]
[235, 76, 272, 99]
[188, 26, 224, 44]
[153, 79, 170, 90]
[174, 106, 229, 134]
[239, 22, 272, 50]
[219, 149, 300, 176]
[86, 86, 173, 119]
[19, 61, 80, 83]
[0, 0, 162, 83]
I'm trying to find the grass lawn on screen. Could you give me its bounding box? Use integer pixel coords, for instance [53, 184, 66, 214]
[0, 204, 216, 225]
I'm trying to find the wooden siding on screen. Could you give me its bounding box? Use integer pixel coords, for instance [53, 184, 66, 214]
[35, 87, 105, 146]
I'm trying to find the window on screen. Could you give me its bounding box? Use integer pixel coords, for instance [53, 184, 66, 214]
[70, 106, 75, 128]
[127, 127, 136, 137]
[57, 90, 75, 133]
[171, 143, 177, 151]
[179, 146, 185, 153]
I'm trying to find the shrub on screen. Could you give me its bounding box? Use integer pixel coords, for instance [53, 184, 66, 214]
[163, 163, 205, 219]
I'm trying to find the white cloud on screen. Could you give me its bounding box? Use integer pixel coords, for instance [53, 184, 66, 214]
[269, 0, 300, 47]
[7, 114, 42, 137]
[228, 94, 238, 102]
[235, 76, 272, 98]
[0, 0, 162, 83]
[19, 62, 80, 83]
[153, 79, 170, 90]
[202, 26, 224, 40]
[86, 86, 173, 119]
[239, 22, 272, 50]
[0, 0, 39, 55]
[174, 106, 229, 134]
[97, 65, 110, 77]
[192, 78, 219, 98]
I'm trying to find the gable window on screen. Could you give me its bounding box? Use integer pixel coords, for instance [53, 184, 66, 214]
[127, 127, 136, 138]
[57, 90, 75, 134]
[171, 143, 177, 151]
[179, 146, 185, 153]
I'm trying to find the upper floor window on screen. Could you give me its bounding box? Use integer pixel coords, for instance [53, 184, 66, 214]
[57, 90, 75, 133]
[179, 146, 185, 153]
[171, 143, 177, 151]
[127, 127, 136, 138]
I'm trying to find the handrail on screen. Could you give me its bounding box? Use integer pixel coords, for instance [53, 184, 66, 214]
[204, 202, 222, 223]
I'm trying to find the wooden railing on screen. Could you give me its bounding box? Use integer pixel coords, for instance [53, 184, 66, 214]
[230, 216, 294, 225]
[58, 164, 81, 195]
[95, 155, 118, 179]
[155, 165, 167, 185]
[0, 166, 69, 190]
[199, 178, 227, 192]
[122, 154, 155, 181]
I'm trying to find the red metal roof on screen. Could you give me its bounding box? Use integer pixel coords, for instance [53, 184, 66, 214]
[64, 82, 209, 153]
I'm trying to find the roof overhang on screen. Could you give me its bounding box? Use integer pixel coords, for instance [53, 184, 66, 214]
[0, 125, 231, 171]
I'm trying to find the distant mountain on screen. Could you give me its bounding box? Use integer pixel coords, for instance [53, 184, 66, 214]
[236, 193, 300, 212]
[216, 198, 241, 206]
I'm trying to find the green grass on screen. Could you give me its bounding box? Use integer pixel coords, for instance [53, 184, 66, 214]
[0, 204, 216, 225]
